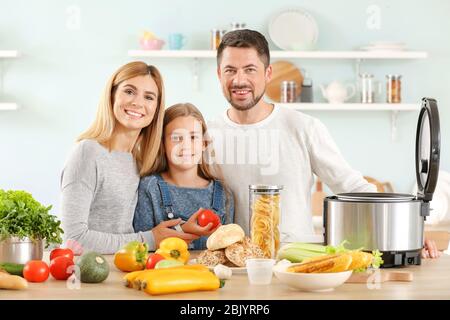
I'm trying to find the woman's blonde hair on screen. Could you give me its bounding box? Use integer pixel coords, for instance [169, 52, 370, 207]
[78, 61, 165, 176]
[153, 103, 234, 223]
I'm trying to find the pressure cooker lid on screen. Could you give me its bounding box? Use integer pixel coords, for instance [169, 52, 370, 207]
[415, 98, 440, 202]
[335, 192, 416, 202]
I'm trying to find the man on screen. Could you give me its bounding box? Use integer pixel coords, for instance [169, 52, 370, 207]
[207, 29, 441, 258]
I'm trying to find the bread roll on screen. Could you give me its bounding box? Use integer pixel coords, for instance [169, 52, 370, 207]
[206, 224, 245, 250]
[197, 249, 228, 267]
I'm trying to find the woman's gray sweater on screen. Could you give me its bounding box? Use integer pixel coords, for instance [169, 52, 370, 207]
[60, 139, 154, 254]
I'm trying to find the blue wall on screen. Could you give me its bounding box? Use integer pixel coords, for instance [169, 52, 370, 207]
[0, 0, 449, 216]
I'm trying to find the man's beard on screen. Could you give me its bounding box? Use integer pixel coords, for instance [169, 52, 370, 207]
[226, 88, 265, 111]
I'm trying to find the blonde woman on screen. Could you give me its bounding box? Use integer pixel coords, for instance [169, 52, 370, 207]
[61, 62, 198, 254]
[133, 103, 234, 250]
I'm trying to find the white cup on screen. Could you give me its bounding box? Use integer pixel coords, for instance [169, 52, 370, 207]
[246, 258, 276, 285]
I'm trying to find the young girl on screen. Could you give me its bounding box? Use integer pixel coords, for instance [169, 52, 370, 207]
[133, 103, 235, 250]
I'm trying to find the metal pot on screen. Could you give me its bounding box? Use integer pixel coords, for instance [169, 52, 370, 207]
[0, 237, 44, 264]
[324, 98, 440, 267]
[324, 193, 427, 267]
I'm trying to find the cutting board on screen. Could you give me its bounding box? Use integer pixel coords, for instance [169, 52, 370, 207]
[266, 61, 303, 102]
[346, 270, 413, 283]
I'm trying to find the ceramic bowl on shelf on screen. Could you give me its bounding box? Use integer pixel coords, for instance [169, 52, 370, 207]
[139, 38, 165, 50]
[273, 261, 352, 292]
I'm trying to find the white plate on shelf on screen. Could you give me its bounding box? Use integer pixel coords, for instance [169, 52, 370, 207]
[269, 8, 318, 51]
[188, 259, 247, 274]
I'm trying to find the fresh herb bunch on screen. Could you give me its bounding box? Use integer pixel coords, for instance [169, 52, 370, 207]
[0, 189, 63, 247]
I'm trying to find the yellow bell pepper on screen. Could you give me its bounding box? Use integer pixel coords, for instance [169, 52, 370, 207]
[141, 269, 221, 295]
[114, 241, 149, 272]
[155, 237, 190, 264]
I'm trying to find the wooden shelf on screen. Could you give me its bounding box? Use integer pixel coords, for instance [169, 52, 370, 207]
[0, 103, 19, 111]
[128, 50, 427, 59]
[280, 103, 420, 111]
[0, 50, 19, 58]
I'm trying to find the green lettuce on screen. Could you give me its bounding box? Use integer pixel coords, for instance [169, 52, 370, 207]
[0, 189, 63, 247]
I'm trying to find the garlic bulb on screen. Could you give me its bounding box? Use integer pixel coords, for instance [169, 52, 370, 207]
[214, 264, 232, 279]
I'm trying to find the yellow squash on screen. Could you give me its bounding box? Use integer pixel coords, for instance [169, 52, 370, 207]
[133, 265, 209, 290]
[123, 270, 148, 288]
[141, 269, 221, 295]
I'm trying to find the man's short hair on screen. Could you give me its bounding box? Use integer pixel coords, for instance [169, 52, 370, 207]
[217, 29, 270, 68]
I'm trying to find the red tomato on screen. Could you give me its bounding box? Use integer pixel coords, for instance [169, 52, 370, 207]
[197, 209, 221, 229]
[146, 254, 165, 269]
[49, 256, 75, 280]
[23, 260, 50, 283]
[50, 248, 74, 261]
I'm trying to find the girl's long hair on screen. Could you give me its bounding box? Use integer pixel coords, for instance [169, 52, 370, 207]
[77, 61, 165, 176]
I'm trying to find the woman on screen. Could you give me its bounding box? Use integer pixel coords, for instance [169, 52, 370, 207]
[61, 61, 198, 254]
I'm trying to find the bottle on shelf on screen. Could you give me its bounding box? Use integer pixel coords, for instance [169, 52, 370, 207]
[300, 71, 313, 103]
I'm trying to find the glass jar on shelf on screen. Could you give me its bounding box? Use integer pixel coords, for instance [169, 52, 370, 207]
[210, 29, 220, 50]
[386, 74, 402, 103]
[280, 81, 297, 103]
[359, 73, 375, 103]
[210, 29, 227, 50]
[249, 185, 283, 259]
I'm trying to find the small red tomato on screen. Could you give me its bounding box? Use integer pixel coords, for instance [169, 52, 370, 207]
[49, 256, 75, 280]
[197, 209, 221, 229]
[23, 260, 50, 283]
[50, 248, 74, 262]
[146, 254, 165, 269]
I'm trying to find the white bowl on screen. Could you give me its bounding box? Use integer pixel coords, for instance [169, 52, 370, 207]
[273, 262, 353, 292]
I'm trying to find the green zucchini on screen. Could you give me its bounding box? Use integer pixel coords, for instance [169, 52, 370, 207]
[0, 262, 25, 277]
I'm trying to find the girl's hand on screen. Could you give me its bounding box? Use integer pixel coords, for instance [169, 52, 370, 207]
[421, 238, 443, 259]
[152, 218, 200, 247]
[182, 208, 222, 237]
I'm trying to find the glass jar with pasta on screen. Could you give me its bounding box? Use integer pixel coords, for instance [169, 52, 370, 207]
[249, 185, 283, 259]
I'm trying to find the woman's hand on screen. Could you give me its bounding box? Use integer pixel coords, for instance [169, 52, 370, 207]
[182, 208, 221, 237]
[421, 238, 443, 259]
[152, 218, 199, 248]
